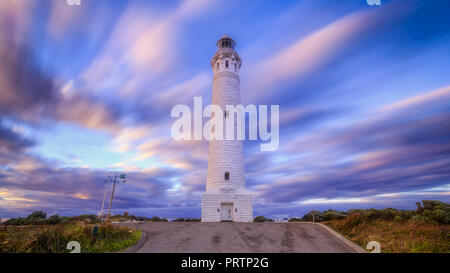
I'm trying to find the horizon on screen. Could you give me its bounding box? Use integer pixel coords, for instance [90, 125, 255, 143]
[4, 199, 445, 220]
[1, 0, 449, 219]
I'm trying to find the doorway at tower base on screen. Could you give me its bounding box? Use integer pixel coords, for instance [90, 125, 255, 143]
[201, 192, 253, 222]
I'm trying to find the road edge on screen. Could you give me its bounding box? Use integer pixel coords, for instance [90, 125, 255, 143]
[124, 231, 147, 253]
[309, 222, 366, 253]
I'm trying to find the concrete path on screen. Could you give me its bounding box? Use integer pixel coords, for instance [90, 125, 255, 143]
[119, 222, 360, 253]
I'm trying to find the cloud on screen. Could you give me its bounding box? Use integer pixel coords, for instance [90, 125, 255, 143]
[1, 0, 449, 219]
[0, 122, 35, 152]
[380, 85, 450, 113]
[301, 197, 370, 205]
[251, 86, 450, 204]
[80, 0, 214, 98]
[240, 0, 419, 106]
[0, 2, 124, 133]
[46, 0, 85, 38]
[242, 9, 377, 103]
[154, 72, 211, 107]
[135, 138, 208, 171]
[0, 146, 187, 217]
[0, 41, 122, 132]
[53, 92, 122, 133]
[111, 125, 152, 153]
[0, 42, 56, 123]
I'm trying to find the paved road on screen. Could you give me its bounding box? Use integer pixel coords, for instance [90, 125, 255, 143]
[119, 222, 357, 253]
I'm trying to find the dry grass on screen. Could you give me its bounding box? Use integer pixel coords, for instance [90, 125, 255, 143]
[0, 223, 141, 253]
[325, 216, 450, 253]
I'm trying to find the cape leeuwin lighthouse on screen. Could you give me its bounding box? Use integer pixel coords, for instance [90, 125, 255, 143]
[201, 35, 253, 222]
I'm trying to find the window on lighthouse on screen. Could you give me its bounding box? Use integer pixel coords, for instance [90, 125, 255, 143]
[224, 172, 230, 180]
[217, 62, 219, 70]
[225, 60, 229, 68]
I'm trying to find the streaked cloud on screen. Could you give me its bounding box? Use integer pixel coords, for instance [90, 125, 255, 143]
[0, 0, 449, 218]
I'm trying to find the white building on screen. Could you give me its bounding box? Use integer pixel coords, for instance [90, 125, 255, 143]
[201, 35, 253, 222]
[273, 214, 290, 223]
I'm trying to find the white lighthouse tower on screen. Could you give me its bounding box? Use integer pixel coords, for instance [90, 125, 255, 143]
[201, 35, 253, 222]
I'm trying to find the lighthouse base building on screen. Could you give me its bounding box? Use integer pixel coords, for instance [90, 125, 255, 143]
[202, 190, 253, 222]
[201, 35, 253, 222]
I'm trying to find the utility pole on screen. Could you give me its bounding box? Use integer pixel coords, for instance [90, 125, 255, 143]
[99, 179, 108, 219]
[106, 172, 126, 219]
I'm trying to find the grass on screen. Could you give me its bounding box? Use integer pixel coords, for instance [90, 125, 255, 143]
[325, 215, 450, 253]
[0, 223, 142, 253]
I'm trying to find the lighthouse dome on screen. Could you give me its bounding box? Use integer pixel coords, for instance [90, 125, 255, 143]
[217, 34, 236, 50]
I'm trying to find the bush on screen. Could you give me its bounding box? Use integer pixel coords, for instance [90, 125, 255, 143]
[411, 215, 427, 223]
[27, 211, 47, 221]
[79, 214, 96, 220]
[46, 214, 61, 225]
[431, 209, 449, 224]
[4, 218, 18, 226]
[379, 208, 399, 221]
[151, 216, 161, 222]
[324, 211, 346, 221]
[423, 209, 433, 218]
[342, 213, 364, 229]
[362, 209, 382, 222]
[254, 216, 268, 222]
[422, 200, 449, 212]
[303, 211, 324, 222]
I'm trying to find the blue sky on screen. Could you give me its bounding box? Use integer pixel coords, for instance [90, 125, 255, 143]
[0, 0, 449, 218]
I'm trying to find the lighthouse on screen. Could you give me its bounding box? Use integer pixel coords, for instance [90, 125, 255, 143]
[201, 35, 253, 222]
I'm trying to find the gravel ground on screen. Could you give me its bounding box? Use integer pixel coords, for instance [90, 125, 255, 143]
[118, 222, 356, 253]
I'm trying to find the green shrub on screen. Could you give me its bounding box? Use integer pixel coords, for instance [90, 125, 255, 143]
[151, 216, 161, 222]
[254, 216, 268, 222]
[46, 215, 61, 225]
[27, 211, 47, 221]
[303, 211, 324, 222]
[324, 211, 346, 221]
[411, 215, 427, 223]
[422, 200, 449, 212]
[431, 209, 449, 224]
[423, 209, 433, 218]
[379, 208, 399, 220]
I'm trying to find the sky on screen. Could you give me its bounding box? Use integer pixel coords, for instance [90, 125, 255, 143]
[0, 0, 449, 219]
